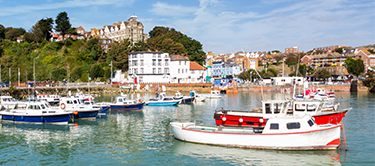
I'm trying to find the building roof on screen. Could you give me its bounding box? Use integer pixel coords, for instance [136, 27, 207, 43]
[190, 61, 205, 70]
[170, 54, 189, 61]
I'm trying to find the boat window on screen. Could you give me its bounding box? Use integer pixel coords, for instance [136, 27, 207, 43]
[119, 98, 123, 102]
[270, 123, 279, 130]
[28, 105, 33, 109]
[40, 104, 46, 109]
[265, 103, 271, 114]
[307, 119, 314, 126]
[295, 104, 304, 112]
[307, 104, 316, 112]
[274, 103, 280, 114]
[67, 100, 72, 104]
[287, 122, 300, 129]
[36, 105, 41, 110]
[73, 100, 78, 104]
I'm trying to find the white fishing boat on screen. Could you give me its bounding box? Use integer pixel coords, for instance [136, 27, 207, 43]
[0, 96, 27, 109]
[58, 98, 99, 119]
[170, 114, 341, 150]
[36, 94, 60, 105]
[0, 102, 71, 124]
[201, 90, 222, 99]
[145, 92, 181, 106]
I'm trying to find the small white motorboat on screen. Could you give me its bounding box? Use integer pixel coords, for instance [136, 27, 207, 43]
[170, 114, 341, 150]
[189, 91, 206, 102]
[201, 90, 222, 99]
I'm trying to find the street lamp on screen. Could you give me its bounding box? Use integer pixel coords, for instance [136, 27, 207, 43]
[33, 57, 39, 96]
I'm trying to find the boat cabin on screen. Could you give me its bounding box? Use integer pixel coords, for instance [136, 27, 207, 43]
[292, 100, 324, 115]
[262, 115, 317, 134]
[153, 92, 175, 101]
[0, 96, 18, 102]
[255, 100, 289, 118]
[114, 96, 136, 105]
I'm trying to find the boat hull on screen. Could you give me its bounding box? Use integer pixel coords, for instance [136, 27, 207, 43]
[170, 122, 341, 150]
[72, 110, 98, 119]
[0, 113, 71, 124]
[214, 109, 350, 127]
[146, 101, 180, 106]
[98, 106, 110, 115]
[181, 97, 195, 103]
[110, 102, 144, 111]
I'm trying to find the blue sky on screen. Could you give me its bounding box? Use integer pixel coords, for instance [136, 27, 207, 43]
[0, 0, 374, 54]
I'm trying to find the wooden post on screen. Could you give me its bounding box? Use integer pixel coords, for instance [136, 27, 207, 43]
[341, 122, 347, 151]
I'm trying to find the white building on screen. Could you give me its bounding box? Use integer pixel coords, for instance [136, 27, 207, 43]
[128, 51, 171, 83]
[270, 77, 304, 86]
[190, 62, 206, 83]
[170, 55, 190, 83]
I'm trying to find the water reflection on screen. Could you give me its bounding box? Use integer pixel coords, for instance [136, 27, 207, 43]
[171, 140, 341, 165]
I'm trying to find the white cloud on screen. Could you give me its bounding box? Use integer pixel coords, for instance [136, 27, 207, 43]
[148, 0, 374, 54]
[150, 2, 198, 17]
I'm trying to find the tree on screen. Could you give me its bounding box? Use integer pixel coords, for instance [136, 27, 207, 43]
[29, 23, 43, 43]
[314, 69, 331, 81]
[0, 24, 5, 39]
[147, 26, 206, 65]
[274, 55, 284, 66]
[333, 47, 344, 54]
[108, 39, 131, 71]
[54, 11, 71, 42]
[345, 57, 365, 77]
[298, 64, 307, 77]
[38, 18, 54, 41]
[5, 27, 26, 41]
[285, 54, 297, 65]
[52, 68, 66, 81]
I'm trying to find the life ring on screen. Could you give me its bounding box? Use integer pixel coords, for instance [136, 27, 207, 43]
[60, 103, 66, 109]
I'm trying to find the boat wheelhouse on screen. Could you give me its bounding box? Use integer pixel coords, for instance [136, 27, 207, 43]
[214, 99, 350, 127]
[59, 98, 99, 119]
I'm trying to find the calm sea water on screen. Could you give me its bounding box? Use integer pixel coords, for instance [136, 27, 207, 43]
[0, 91, 374, 165]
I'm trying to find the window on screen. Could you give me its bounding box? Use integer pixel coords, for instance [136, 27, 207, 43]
[185, 61, 187, 65]
[158, 68, 161, 74]
[158, 54, 161, 58]
[139, 77, 143, 83]
[158, 60, 162, 66]
[192, 70, 195, 74]
[140, 60, 144, 66]
[179, 61, 181, 65]
[178, 69, 180, 73]
[153, 54, 156, 58]
[165, 60, 169, 66]
[134, 60, 138, 66]
[152, 59, 156, 66]
[265, 103, 271, 114]
[164, 68, 169, 73]
[270, 123, 279, 130]
[307, 119, 314, 127]
[182, 69, 184, 73]
[287, 122, 301, 129]
[153, 68, 156, 74]
[140, 68, 144, 74]
[186, 69, 187, 73]
[134, 69, 137, 74]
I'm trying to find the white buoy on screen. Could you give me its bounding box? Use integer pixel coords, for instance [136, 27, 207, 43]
[259, 118, 264, 123]
[239, 118, 243, 123]
[222, 117, 226, 122]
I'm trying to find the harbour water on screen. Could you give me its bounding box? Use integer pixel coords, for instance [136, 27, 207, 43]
[0, 92, 374, 165]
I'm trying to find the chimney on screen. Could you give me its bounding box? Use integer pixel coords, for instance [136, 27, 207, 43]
[155, 49, 158, 52]
[147, 49, 151, 51]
